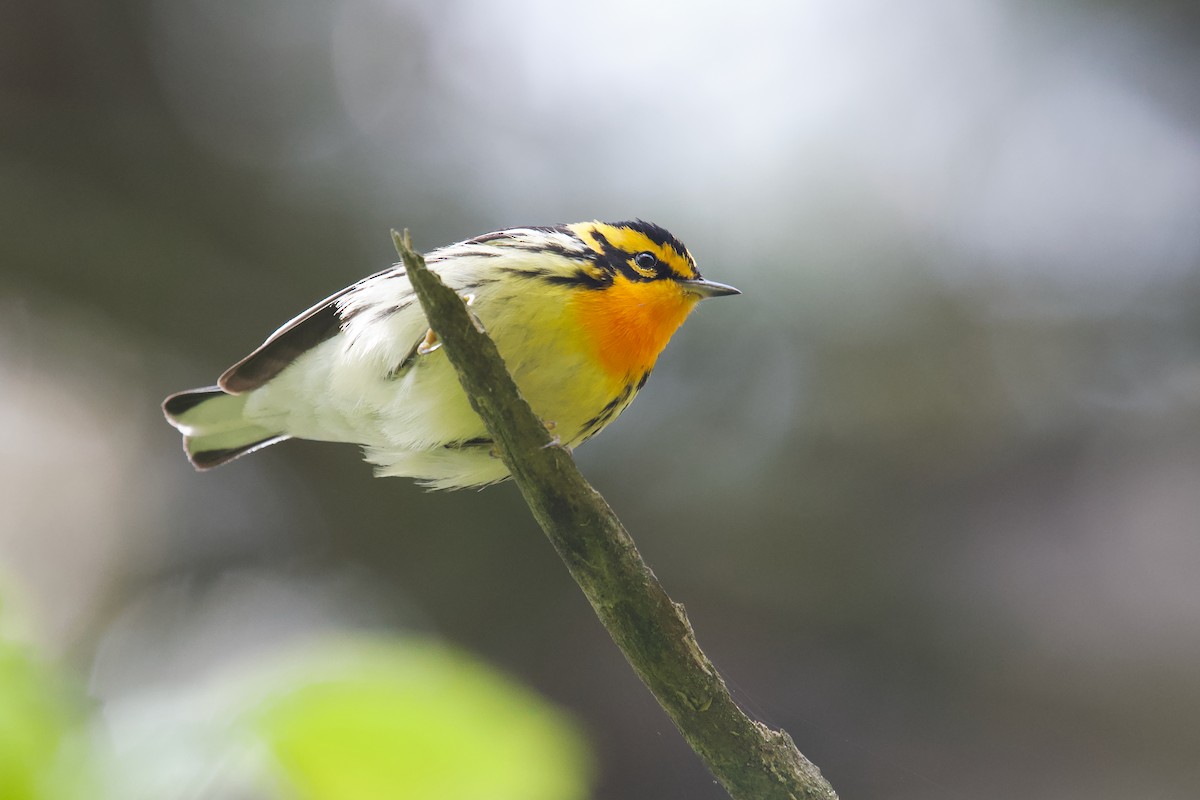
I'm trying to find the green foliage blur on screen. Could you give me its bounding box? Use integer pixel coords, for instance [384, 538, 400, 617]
[0, 631, 92, 800]
[1, 596, 590, 800]
[255, 640, 591, 800]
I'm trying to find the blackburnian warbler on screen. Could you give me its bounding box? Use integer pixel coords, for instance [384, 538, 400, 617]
[163, 220, 739, 489]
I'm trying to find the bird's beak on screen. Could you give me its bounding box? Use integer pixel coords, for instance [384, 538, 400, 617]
[682, 278, 741, 299]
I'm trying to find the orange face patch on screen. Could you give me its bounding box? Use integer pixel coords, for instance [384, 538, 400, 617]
[569, 273, 700, 382]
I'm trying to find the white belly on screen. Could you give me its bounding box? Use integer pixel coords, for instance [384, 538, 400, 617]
[240, 280, 627, 488]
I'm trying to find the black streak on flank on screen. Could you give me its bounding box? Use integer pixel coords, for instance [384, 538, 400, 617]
[580, 382, 635, 439]
[501, 264, 610, 291]
[465, 229, 532, 245]
[371, 298, 415, 325]
[463, 230, 513, 245]
[428, 248, 504, 260]
[541, 269, 611, 290]
[499, 241, 593, 263]
[461, 226, 564, 248]
[443, 436, 494, 449]
[387, 336, 423, 380]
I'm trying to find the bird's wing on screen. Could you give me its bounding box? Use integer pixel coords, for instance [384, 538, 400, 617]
[218, 267, 396, 394]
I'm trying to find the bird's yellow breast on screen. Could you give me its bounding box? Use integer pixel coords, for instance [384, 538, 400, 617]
[569, 275, 700, 383]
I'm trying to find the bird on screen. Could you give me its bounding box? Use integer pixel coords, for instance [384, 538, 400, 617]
[162, 220, 740, 489]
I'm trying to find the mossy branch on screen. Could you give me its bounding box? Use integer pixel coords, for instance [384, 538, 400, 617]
[395, 230, 837, 800]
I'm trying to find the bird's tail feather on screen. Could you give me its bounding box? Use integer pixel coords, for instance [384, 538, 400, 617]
[162, 387, 288, 469]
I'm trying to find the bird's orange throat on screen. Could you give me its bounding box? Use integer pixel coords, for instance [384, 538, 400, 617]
[570, 277, 699, 383]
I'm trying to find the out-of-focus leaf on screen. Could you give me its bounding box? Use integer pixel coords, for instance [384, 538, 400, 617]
[250, 637, 592, 800]
[0, 634, 93, 800]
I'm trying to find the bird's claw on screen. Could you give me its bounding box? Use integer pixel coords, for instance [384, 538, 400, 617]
[416, 328, 441, 355]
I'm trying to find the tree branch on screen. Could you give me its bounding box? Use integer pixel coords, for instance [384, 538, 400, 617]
[395, 230, 837, 800]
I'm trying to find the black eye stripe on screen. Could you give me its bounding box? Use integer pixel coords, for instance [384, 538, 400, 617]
[580, 226, 696, 284]
[604, 220, 698, 277]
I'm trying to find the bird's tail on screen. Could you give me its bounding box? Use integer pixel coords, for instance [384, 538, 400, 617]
[162, 387, 288, 469]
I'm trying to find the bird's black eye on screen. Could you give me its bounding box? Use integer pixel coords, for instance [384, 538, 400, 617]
[634, 252, 658, 272]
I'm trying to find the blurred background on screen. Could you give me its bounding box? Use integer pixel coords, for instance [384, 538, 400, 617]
[3, 0, 1200, 798]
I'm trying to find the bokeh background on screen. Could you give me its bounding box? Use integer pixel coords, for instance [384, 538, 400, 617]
[4, 0, 1200, 798]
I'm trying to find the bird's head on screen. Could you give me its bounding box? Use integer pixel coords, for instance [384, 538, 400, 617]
[564, 220, 740, 381]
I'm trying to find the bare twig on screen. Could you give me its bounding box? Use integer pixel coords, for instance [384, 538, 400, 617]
[395, 229, 837, 800]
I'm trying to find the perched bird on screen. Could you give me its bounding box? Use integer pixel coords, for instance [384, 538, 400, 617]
[163, 220, 739, 489]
